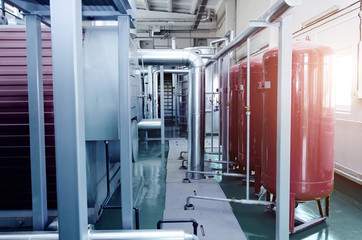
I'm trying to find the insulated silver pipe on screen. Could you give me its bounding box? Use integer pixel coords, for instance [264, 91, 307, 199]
[142, 69, 189, 75]
[205, 0, 302, 67]
[139, 49, 205, 179]
[153, 71, 159, 118]
[0, 230, 199, 240]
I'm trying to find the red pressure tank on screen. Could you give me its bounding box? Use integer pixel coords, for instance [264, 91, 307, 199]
[262, 41, 335, 230]
[229, 65, 240, 161]
[238, 57, 263, 194]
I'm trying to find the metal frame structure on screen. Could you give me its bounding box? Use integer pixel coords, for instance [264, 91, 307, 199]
[138, 49, 205, 180]
[185, 1, 301, 239]
[50, 0, 88, 239]
[0, 230, 199, 240]
[25, 13, 48, 231]
[118, 14, 134, 229]
[3, 0, 139, 237]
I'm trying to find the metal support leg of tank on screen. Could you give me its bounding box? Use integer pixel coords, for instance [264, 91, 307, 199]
[254, 165, 261, 196]
[289, 193, 296, 233]
[317, 199, 324, 217]
[266, 191, 271, 202]
[326, 196, 330, 217]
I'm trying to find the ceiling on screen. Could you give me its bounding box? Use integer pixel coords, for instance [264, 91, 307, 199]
[135, 0, 223, 32]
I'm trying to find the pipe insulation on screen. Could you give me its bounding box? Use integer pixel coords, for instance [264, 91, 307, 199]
[205, 0, 302, 67]
[139, 49, 205, 179]
[0, 230, 199, 240]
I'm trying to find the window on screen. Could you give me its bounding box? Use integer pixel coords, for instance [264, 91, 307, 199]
[335, 52, 353, 112]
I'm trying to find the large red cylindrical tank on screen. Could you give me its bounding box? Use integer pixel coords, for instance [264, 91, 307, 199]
[229, 65, 240, 161]
[238, 57, 263, 194]
[262, 41, 335, 201]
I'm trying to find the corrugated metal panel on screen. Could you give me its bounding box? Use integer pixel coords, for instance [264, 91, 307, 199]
[0, 28, 57, 210]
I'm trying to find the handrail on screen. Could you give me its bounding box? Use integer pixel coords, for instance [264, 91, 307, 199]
[205, 0, 302, 67]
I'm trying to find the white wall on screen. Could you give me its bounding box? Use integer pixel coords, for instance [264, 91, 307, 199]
[217, 0, 362, 183]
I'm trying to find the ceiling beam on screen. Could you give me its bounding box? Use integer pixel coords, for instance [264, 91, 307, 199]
[144, 0, 149, 10]
[192, 0, 208, 30]
[189, 0, 198, 14]
[167, 0, 172, 12]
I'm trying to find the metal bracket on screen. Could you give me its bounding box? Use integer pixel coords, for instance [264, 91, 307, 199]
[249, 20, 280, 28]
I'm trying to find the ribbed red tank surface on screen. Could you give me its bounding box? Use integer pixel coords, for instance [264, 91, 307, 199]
[228, 64, 240, 161]
[262, 41, 335, 201]
[0, 28, 57, 209]
[238, 57, 263, 194]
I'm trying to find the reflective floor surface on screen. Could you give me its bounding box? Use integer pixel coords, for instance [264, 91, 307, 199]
[95, 141, 168, 230]
[95, 127, 362, 240]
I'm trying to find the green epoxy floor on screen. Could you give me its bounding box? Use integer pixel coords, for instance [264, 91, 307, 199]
[95, 132, 362, 239]
[95, 141, 168, 230]
[219, 175, 362, 240]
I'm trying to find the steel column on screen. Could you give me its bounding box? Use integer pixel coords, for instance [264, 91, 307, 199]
[25, 14, 48, 231]
[118, 15, 134, 229]
[172, 73, 176, 119]
[148, 66, 153, 119]
[160, 66, 165, 144]
[49, 0, 88, 239]
[276, 14, 293, 240]
[1, 0, 4, 17]
[210, 63, 214, 152]
[246, 37, 251, 200]
[221, 57, 229, 169]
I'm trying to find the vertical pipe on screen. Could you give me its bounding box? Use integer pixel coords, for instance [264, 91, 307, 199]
[1, 0, 5, 17]
[276, 15, 292, 240]
[171, 37, 177, 50]
[172, 74, 176, 120]
[226, 53, 230, 173]
[154, 72, 159, 118]
[210, 63, 214, 152]
[25, 14, 48, 231]
[246, 38, 251, 200]
[217, 60, 221, 162]
[50, 0, 88, 238]
[104, 141, 110, 195]
[148, 66, 153, 119]
[118, 15, 134, 229]
[187, 67, 205, 179]
[221, 57, 229, 172]
[175, 74, 179, 127]
[160, 66, 165, 144]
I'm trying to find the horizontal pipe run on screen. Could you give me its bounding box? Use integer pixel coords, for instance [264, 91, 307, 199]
[185, 171, 246, 179]
[186, 195, 273, 207]
[142, 69, 190, 75]
[138, 119, 162, 130]
[0, 230, 199, 240]
[205, 0, 301, 67]
[181, 159, 239, 165]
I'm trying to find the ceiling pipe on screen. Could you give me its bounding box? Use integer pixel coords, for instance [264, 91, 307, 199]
[205, 0, 302, 67]
[139, 49, 205, 180]
[0, 230, 199, 240]
[192, 0, 208, 30]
